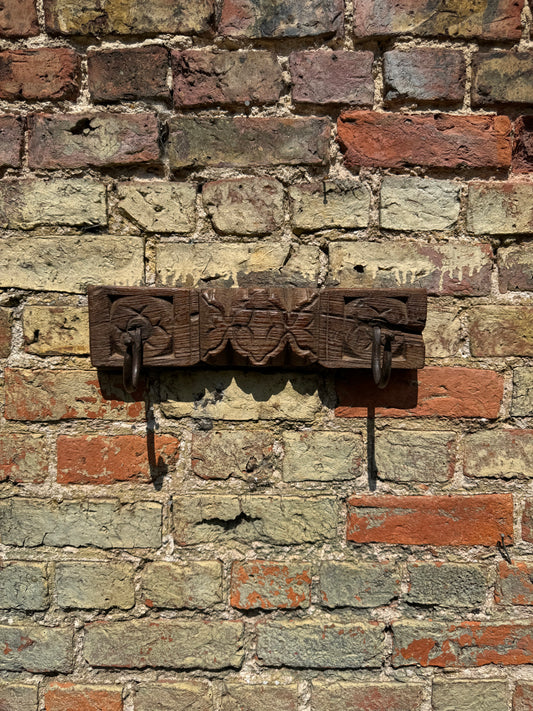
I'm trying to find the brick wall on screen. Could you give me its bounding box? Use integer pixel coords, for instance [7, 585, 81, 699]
[0, 0, 532, 709]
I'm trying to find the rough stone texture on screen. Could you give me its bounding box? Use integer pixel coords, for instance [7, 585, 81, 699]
[380, 176, 460, 231]
[230, 561, 311, 610]
[290, 50, 374, 105]
[522, 500, 533, 542]
[173, 50, 282, 108]
[55, 562, 135, 609]
[88, 46, 169, 102]
[464, 430, 533, 479]
[0, 625, 73, 673]
[219, 0, 344, 38]
[347, 494, 513, 546]
[0, 49, 80, 100]
[499, 242, 533, 292]
[43, 684, 123, 711]
[168, 117, 330, 168]
[512, 367, 533, 416]
[468, 182, 533, 234]
[202, 178, 284, 235]
[0, 307, 10, 357]
[44, 0, 215, 35]
[282, 431, 363, 481]
[0, 116, 23, 167]
[0, 0, 39, 37]
[424, 305, 462, 358]
[0, 685, 37, 711]
[221, 684, 298, 711]
[256, 619, 385, 668]
[0, 433, 47, 483]
[0, 498, 161, 548]
[134, 682, 211, 711]
[191, 430, 277, 482]
[375, 430, 456, 482]
[432, 680, 509, 711]
[392, 620, 533, 667]
[515, 683, 533, 711]
[384, 48, 465, 103]
[337, 111, 512, 169]
[85, 619, 244, 670]
[174, 495, 337, 545]
[496, 561, 533, 605]
[353, 0, 524, 40]
[319, 561, 400, 608]
[141, 561, 223, 609]
[407, 563, 488, 607]
[472, 51, 533, 106]
[0, 235, 143, 293]
[0, 179, 107, 230]
[328, 241, 493, 296]
[117, 182, 196, 234]
[23, 306, 89, 356]
[0, 563, 48, 610]
[161, 371, 321, 421]
[28, 113, 160, 169]
[290, 180, 370, 231]
[311, 682, 424, 711]
[470, 306, 533, 356]
[513, 115, 533, 173]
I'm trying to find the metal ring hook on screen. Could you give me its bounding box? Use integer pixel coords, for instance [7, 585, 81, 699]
[372, 325, 392, 389]
[123, 326, 142, 393]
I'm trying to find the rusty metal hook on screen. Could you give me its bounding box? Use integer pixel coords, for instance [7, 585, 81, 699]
[372, 325, 392, 389]
[123, 325, 142, 393]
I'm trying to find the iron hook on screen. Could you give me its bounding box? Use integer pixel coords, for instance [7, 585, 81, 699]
[372, 325, 392, 389]
[123, 325, 142, 393]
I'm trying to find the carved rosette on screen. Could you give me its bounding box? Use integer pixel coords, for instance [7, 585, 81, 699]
[109, 295, 173, 358]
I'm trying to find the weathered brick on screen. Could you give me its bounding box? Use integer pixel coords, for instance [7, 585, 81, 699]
[134, 682, 211, 711]
[0, 179, 107, 230]
[85, 619, 244, 670]
[468, 182, 533, 234]
[290, 180, 370, 231]
[44, 684, 123, 711]
[221, 684, 298, 711]
[28, 113, 160, 169]
[88, 47, 168, 102]
[464, 430, 533, 479]
[432, 679, 508, 711]
[522, 500, 533, 542]
[141, 561, 222, 609]
[0, 685, 37, 711]
[424, 304, 462, 358]
[496, 561, 533, 605]
[328, 241, 492, 295]
[499, 243, 533, 293]
[513, 115, 533, 173]
[353, 0, 523, 40]
[470, 306, 533, 356]
[174, 495, 337, 546]
[257, 619, 385, 668]
[407, 562, 489, 607]
[0, 563, 48, 610]
[202, 178, 284, 235]
[515, 682, 533, 711]
[161, 371, 321, 421]
[57, 434, 179, 485]
[0, 433, 48, 484]
[319, 561, 400, 608]
[384, 48, 465, 104]
[117, 182, 196, 234]
[168, 117, 330, 168]
[337, 111, 512, 169]
[0, 0, 38, 37]
[191, 430, 277, 482]
[380, 176, 460, 231]
[311, 681, 424, 711]
[375, 430, 456, 482]
[0, 116, 23, 167]
[347, 494, 513, 546]
[392, 620, 533, 667]
[230, 560, 311, 610]
[290, 50, 374, 105]
[0, 235, 143, 293]
[44, 0, 215, 35]
[220, 0, 343, 38]
[0, 498, 161, 548]
[472, 51, 533, 106]
[0, 307, 10, 357]
[23, 306, 89, 356]
[512, 368, 533, 416]
[173, 50, 282, 108]
[336, 367, 504, 418]
[55, 562, 134, 609]
[0, 49, 80, 101]
[0, 624, 73, 673]
[283, 431, 363, 481]
[5, 369, 144, 421]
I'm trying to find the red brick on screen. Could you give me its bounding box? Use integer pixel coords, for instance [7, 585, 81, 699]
[290, 50, 374, 105]
[393, 620, 533, 667]
[0, 433, 48, 484]
[337, 111, 512, 169]
[0, 307, 11, 357]
[522, 500, 533, 543]
[173, 49, 282, 108]
[230, 561, 311, 610]
[0, 49, 80, 101]
[4, 368, 144, 422]
[88, 47, 168, 103]
[336, 367, 504, 419]
[57, 434, 179, 485]
[28, 113, 160, 170]
[496, 562, 533, 605]
[515, 682, 533, 711]
[347, 494, 513, 546]
[499, 243, 533, 292]
[469, 306, 533, 356]
[311, 682, 424, 711]
[383, 48, 465, 104]
[513, 115, 533, 173]
[0, 116, 23, 167]
[0, 0, 38, 37]
[44, 683, 123, 711]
